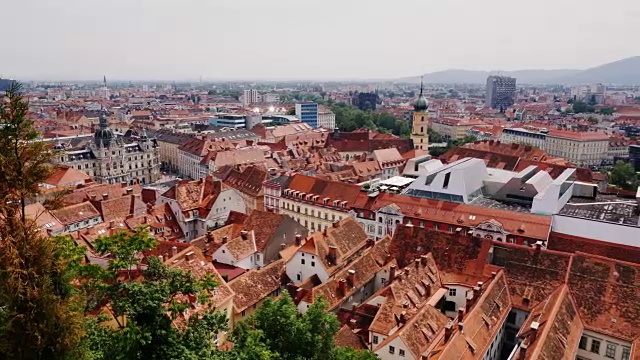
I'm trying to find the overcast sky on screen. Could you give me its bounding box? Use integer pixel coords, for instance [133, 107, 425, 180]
[2, 0, 639, 81]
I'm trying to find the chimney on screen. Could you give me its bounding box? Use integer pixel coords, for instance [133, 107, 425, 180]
[338, 279, 347, 296]
[458, 321, 464, 333]
[477, 281, 484, 289]
[366, 238, 375, 248]
[420, 255, 428, 266]
[241, 230, 248, 240]
[399, 311, 408, 324]
[158, 255, 164, 263]
[389, 264, 396, 282]
[323, 227, 328, 236]
[348, 319, 357, 330]
[185, 252, 192, 262]
[295, 234, 302, 246]
[496, 140, 501, 145]
[333, 220, 340, 228]
[102, 193, 109, 200]
[90, 194, 96, 200]
[347, 269, 356, 287]
[491, 271, 497, 279]
[222, 236, 228, 244]
[473, 286, 480, 299]
[535, 241, 543, 251]
[205, 232, 213, 243]
[415, 258, 420, 269]
[519, 343, 529, 358]
[328, 245, 337, 263]
[109, 220, 115, 228]
[126, 188, 133, 195]
[171, 246, 178, 257]
[405, 267, 411, 276]
[444, 321, 453, 342]
[458, 308, 465, 323]
[280, 243, 287, 250]
[529, 321, 540, 344]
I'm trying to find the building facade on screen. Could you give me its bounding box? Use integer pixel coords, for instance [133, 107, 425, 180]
[295, 102, 319, 128]
[486, 76, 517, 109]
[53, 112, 161, 185]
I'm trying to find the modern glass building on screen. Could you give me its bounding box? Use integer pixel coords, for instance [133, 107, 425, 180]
[295, 102, 319, 128]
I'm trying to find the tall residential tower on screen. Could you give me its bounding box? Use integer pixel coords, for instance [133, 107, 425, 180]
[485, 75, 516, 110]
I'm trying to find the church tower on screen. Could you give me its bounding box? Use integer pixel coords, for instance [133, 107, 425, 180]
[411, 78, 429, 150]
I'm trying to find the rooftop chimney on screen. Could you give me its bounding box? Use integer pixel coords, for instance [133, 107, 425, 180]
[389, 264, 396, 282]
[420, 255, 428, 266]
[415, 258, 421, 269]
[347, 269, 356, 287]
[328, 245, 337, 263]
[333, 220, 340, 228]
[444, 321, 454, 342]
[458, 321, 464, 333]
[222, 236, 228, 244]
[366, 238, 375, 248]
[102, 193, 109, 200]
[240, 230, 249, 240]
[280, 243, 287, 250]
[519, 343, 529, 358]
[473, 286, 480, 299]
[491, 271, 497, 279]
[458, 308, 465, 323]
[126, 188, 133, 195]
[158, 255, 164, 263]
[338, 279, 347, 296]
[295, 234, 302, 246]
[529, 321, 540, 344]
[348, 319, 357, 330]
[171, 246, 178, 257]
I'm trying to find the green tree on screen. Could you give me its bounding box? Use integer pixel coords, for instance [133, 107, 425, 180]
[609, 160, 639, 191]
[599, 107, 615, 115]
[0, 82, 87, 360]
[81, 231, 227, 360]
[230, 294, 376, 360]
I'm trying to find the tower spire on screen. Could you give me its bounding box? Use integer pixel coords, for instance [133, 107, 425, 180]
[419, 76, 424, 97]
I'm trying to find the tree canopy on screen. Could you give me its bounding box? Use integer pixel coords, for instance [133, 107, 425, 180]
[224, 294, 377, 360]
[609, 160, 639, 191]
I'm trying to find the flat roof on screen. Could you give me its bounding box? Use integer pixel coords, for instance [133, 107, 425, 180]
[559, 194, 639, 227]
[379, 176, 415, 187]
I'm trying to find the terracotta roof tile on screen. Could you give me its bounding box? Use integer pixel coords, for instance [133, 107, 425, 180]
[228, 259, 285, 312]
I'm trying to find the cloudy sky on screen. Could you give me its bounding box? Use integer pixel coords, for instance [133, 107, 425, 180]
[1, 0, 639, 81]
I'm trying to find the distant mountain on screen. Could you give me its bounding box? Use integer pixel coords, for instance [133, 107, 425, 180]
[399, 57, 640, 85]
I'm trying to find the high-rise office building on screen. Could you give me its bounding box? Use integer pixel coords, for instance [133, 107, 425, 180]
[295, 102, 319, 128]
[485, 76, 516, 109]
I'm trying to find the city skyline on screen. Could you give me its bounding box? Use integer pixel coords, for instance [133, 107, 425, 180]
[2, 0, 639, 81]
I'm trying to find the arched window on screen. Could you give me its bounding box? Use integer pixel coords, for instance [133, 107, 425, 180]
[421, 126, 424, 133]
[378, 217, 383, 223]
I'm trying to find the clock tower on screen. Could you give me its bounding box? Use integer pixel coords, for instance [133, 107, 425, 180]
[411, 78, 429, 150]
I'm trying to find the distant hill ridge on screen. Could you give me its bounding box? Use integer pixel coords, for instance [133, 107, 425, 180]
[400, 56, 640, 85]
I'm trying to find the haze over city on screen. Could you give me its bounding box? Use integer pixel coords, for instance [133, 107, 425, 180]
[2, 0, 640, 81]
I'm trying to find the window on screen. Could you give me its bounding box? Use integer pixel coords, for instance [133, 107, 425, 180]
[579, 336, 587, 350]
[622, 347, 631, 360]
[389, 346, 395, 354]
[443, 172, 451, 188]
[297, 274, 301, 281]
[606, 343, 616, 358]
[372, 335, 378, 344]
[448, 288, 456, 297]
[301, 259, 305, 265]
[241, 310, 246, 317]
[311, 261, 315, 267]
[591, 339, 601, 354]
[399, 349, 405, 357]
